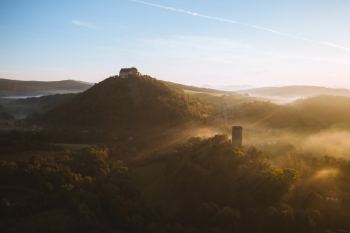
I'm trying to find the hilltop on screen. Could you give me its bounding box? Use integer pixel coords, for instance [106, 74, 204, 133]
[0, 78, 92, 97]
[42, 75, 211, 133]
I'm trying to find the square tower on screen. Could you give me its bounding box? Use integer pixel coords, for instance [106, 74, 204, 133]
[232, 126, 243, 148]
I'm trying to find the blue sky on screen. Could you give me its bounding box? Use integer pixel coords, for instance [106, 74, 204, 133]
[1, 0, 350, 87]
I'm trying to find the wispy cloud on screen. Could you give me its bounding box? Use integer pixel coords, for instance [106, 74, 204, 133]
[70, 20, 97, 29]
[130, 0, 350, 52]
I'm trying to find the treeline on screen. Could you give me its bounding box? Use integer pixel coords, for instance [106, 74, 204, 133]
[2, 135, 350, 232]
[15, 93, 76, 114]
[225, 100, 330, 131]
[294, 95, 350, 125]
[163, 135, 350, 233]
[0, 130, 63, 153]
[0, 93, 76, 124]
[0, 111, 15, 121]
[0, 146, 147, 232]
[165, 81, 239, 96]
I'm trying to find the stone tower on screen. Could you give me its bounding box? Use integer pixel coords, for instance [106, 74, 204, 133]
[232, 126, 243, 148]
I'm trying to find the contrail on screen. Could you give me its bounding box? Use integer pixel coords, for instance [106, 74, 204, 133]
[130, 0, 350, 52]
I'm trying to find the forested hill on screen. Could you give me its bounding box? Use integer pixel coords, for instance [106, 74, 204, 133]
[237, 85, 350, 98]
[294, 95, 350, 124]
[41, 75, 210, 131]
[0, 78, 92, 97]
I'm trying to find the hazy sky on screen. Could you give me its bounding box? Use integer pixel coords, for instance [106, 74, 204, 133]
[1, 0, 350, 87]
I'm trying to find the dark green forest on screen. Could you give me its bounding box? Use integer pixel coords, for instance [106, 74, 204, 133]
[1, 136, 350, 233]
[294, 95, 350, 125]
[1, 75, 350, 233]
[225, 100, 330, 131]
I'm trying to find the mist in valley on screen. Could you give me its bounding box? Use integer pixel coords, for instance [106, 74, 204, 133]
[1, 76, 350, 233]
[2, 0, 350, 232]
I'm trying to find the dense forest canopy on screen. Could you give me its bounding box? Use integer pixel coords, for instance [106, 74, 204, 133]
[222, 99, 330, 132]
[163, 135, 350, 232]
[0, 93, 76, 118]
[1, 135, 350, 233]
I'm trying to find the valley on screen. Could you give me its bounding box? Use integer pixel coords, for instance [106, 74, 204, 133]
[1, 74, 350, 233]
[2, 1, 349, 232]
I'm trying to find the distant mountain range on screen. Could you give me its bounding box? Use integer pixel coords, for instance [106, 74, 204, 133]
[167, 82, 239, 95]
[202, 85, 256, 92]
[236, 86, 350, 98]
[4, 77, 350, 104]
[0, 78, 93, 97]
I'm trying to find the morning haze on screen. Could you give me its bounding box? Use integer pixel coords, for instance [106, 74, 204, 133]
[1, 1, 350, 233]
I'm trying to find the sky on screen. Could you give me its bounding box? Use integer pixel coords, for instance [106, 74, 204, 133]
[1, 0, 350, 87]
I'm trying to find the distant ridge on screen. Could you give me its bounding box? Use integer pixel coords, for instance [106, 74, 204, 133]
[236, 85, 350, 98]
[0, 78, 93, 97]
[202, 84, 256, 92]
[166, 81, 239, 96]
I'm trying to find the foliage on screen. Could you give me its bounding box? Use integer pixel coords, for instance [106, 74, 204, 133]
[0, 145, 144, 232]
[1, 135, 350, 232]
[226, 100, 330, 131]
[0, 111, 15, 120]
[166, 81, 239, 96]
[0, 130, 63, 153]
[161, 135, 350, 233]
[294, 95, 350, 125]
